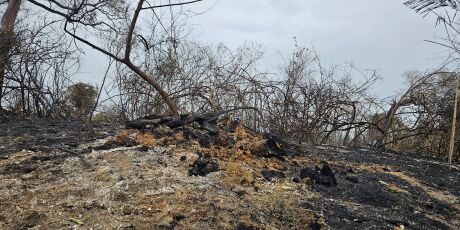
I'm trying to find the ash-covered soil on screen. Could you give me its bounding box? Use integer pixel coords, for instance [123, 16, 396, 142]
[0, 117, 459, 229]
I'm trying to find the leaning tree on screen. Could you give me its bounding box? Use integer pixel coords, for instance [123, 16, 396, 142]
[405, 0, 460, 165]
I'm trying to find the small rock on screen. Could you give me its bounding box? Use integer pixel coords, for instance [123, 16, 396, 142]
[261, 169, 285, 182]
[22, 166, 37, 174]
[319, 164, 338, 186]
[122, 205, 133, 215]
[235, 222, 260, 230]
[137, 145, 150, 152]
[188, 155, 219, 176]
[300, 163, 337, 186]
[174, 214, 186, 222]
[180, 156, 187, 161]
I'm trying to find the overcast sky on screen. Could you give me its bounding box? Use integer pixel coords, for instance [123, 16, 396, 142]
[78, 0, 448, 98]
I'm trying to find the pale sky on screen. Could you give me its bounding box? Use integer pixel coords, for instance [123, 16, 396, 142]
[77, 0, 449, 98]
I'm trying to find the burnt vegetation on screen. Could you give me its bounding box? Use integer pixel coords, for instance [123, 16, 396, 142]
[0, 0, 460, 229]
[0, 0, 459, 160]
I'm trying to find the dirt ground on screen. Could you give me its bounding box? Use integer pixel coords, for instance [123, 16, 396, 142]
[0, 117, 459, 229]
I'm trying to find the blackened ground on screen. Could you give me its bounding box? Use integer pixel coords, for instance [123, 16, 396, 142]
[297, 145, 460, 229]
[0, 117, 116, 156]
[311, 146, 460, 198]
[0, 118, 459, 229]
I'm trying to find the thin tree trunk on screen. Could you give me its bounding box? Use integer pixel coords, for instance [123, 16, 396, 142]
[125, 61, 179, 117]
[378, 100, 398, 148]
[123, 0, 179, 117]
[449, 75, 459, 170]
[89, 59, 113, 122]
[343, 103, 356, 146]
[0, 0, 22, 106]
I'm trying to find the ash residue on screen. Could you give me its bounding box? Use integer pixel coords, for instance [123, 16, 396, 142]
[0, 118, 459, 229]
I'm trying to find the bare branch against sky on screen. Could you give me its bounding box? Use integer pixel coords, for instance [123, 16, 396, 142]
[66, 0, 447, 98]
[404, 0, 460, 13]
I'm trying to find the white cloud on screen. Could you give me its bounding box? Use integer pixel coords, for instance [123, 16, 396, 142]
[77, 0, 447, 97]
[186, 0, 446, 96]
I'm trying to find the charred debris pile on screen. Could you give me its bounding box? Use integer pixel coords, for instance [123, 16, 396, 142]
[124, 111, 298, 159]
[97, 111, 338, 185]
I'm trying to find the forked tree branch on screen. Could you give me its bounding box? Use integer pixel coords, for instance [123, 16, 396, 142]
[25, 0, 205, 116]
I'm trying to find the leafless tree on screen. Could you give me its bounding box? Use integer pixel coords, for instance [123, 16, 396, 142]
[0, 0, 22, 106]
[1, 2, 79, 117]
[368, 70, 460, 158]
[3, 0, 205, 117]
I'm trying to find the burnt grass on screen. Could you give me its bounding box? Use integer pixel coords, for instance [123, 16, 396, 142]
[0, 117, 459, 229]
[0, 117, 116, 156]
[299, 146, 460, 229]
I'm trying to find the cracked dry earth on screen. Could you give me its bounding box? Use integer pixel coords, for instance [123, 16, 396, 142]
[0, 118, 459, 229]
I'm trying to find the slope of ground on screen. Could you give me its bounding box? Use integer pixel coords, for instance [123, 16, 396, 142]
[0, 117, 459, 229]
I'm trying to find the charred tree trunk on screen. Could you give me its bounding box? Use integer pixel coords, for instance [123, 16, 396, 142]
[378, 100, 398, 148]
[122, 0, 179, 117]
[0, 0, 22, 107]
[377, 98, 413, 148]
[343, 103, 356, 146]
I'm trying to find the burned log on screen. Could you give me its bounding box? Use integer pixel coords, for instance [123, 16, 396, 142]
[126, 107, 257, 131]
[124, 107, 302, 159]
